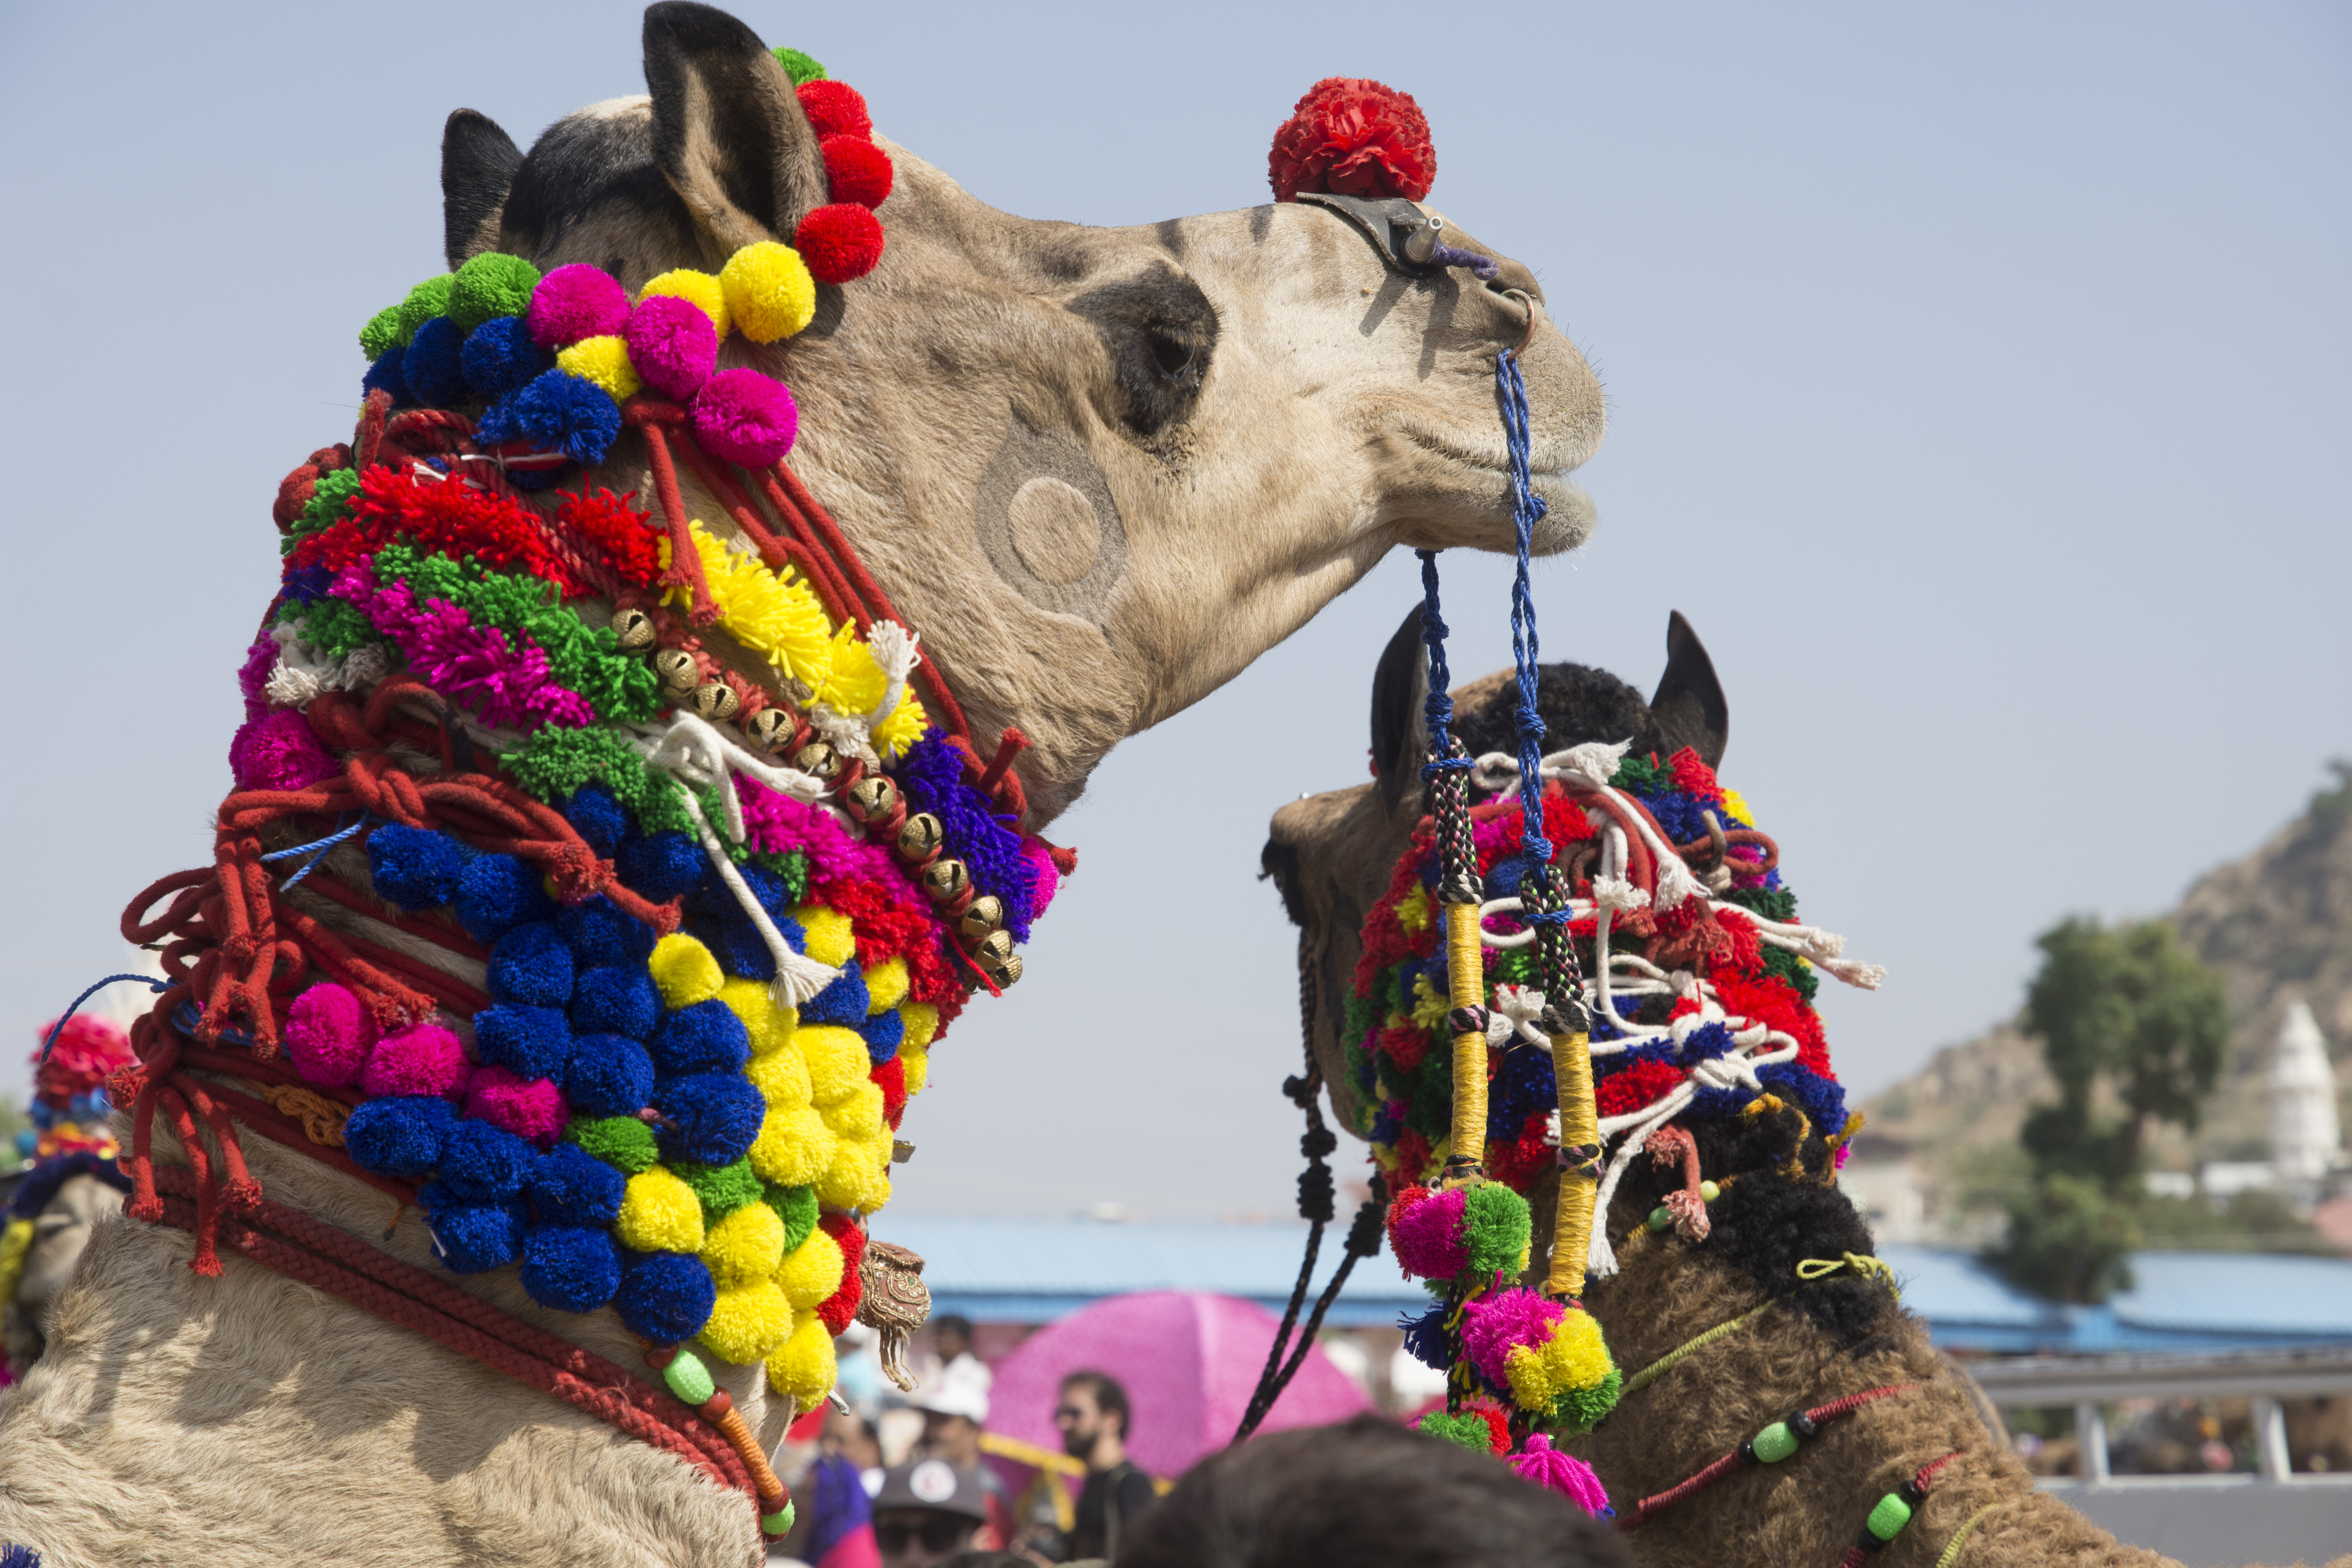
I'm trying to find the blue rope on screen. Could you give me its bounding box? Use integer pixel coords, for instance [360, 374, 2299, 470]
[1415, 549, 1473, 779]
[38, 974, 172, 1069]
[260, 813, 368, 890]
[1497, 348, 1568, 925]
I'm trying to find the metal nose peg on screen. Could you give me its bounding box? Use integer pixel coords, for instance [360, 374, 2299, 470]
[1397, 212, 1446, 266]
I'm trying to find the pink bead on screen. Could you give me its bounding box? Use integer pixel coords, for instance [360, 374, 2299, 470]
[688, 368, 797, 467]
[283, 982, 377, 1087]
[359, 1022, 471, 1100]
[622, 294, 717, 400]
[464, 1065, 570, 1148]
[526, 263, 630, 348]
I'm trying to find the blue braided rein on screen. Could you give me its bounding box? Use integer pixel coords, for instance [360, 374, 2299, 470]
[1497, 347, 1570, 927]
[259, 812, 370, 891]
[1416, 550, 1474, 780]
[38, 973, 172, 1069]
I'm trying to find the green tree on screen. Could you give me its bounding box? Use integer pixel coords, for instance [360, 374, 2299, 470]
[1993, 916, 2229, 1303]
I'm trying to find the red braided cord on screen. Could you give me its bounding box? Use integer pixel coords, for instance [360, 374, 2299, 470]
[1833, 1450, 1966, 1568]
[748, 463, 869, 633]
[628, 414, 718, 625]
[1625, 1384, 1920, 1527]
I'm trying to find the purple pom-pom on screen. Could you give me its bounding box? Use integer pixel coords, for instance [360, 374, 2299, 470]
[528, 264, 631, 348]
[688, 368, 798, 467]
[623, 294, 718, 400]
[284, 982, 377, 1087]
[359, 1022, 472, 1099]
[228, 710, 341, 793]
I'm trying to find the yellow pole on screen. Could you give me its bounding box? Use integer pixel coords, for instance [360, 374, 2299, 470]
[1443, 902, 1488, 1181]
[1545, 1013, 1599, 1298]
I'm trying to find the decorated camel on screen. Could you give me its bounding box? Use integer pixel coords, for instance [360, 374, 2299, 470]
[1260, 609, 2344, 1568]
[0, 6, 1607, 1566]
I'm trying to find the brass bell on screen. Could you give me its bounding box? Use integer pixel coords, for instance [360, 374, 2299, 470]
[957, 895, 1005, 942]
[611, 607, 657, 653]
[654, 648, 700, 695]
[979, 951, 1024, 989]
[847, 775, 898, 822]
[744, 708, 793, 752]
[691, 681, 741, 722]
[920, 859, 970, 904]
[794, 740, 841, 780]
[897, 812, 944, 859]
[969, 929, 1015, 964]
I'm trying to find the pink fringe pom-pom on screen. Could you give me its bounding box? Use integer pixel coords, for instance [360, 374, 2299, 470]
[1389, 1184, 1470, 1279]
[359, 1022, 472, 1100]
[1511, 1433, 1613, 1519]
[464, 1065, 570, 1147]
[283, 982, 377, 1087]
[1461, 1287, 1564, 1387]
[228, 710, 341, 793]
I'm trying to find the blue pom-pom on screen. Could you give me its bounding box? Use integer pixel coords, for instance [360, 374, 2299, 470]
[429, 1199, 524, 1273]
[473, 1004, 576, 1082]
[557, 896, 654, 967]
[652, 1073, 764, 1167]
[476, 369, 621, 466]
[561, 1032, 656, 1119]
[521, 1225, 622, 1311]
[1399, 1301, 1452, 1370]
[456, 853, 557, 943]
[403, 316, 468, 407]
[570, 965, 662, 1040]
[362, 343, 412, 406]
[342, 1096, 452, 1179]
[697, 917, 776, 981]
[563, 786, 629, 857]
[616, 1249, 717, 1342]
[738, 863, 792, 917]
[528, 1143, 628, 1227]
[617, 832, 703, 901]
[461, 315, 555, 397]
[650, 1000, 751, 1077]
[488, 922, 576, 1008]
[687, 862, 791, 922]
[367, 824, 469, 910]
[799, 966, 870, 1028]
[860, 1006, 904, 1065]
[437, 1118, 534, 1203]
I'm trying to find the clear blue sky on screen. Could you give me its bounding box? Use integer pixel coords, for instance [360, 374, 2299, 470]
[3, 2, 2344, 1218]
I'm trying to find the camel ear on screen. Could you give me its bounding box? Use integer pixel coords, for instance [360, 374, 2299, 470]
[1371, 604, 1430, 817]
[442, 110, 523, 269]
[643, 1, 827, 254]
[1650, 610, 1729, 769]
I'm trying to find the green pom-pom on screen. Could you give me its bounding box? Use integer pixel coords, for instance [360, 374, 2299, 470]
[1548, 1364, 1622, 1436]
[360, 305, 404, 360]
[771, 46, 826, 83]
[449, 251, 544, 332]
[662, 1346, 716, 1406]
[676, 1157, 762, 1222]
[764, 1181, 820, 1252]
[1460, 1181, 1532, 1281]
[1417, 1410, 1495, 1454]
[1866, 1492, 1914, 1542]
[570, 1115, 660, 1174]
[395, 274, 455, 346]
[761, 1502, 797, 1536]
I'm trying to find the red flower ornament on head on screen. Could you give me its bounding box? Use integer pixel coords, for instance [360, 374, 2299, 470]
[1269, 77, 1436, 203]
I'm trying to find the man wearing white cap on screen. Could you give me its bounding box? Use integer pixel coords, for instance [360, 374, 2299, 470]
[914, 1356, 1013, 1549]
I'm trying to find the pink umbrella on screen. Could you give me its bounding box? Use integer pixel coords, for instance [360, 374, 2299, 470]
[985, 1290, 1373, 1483]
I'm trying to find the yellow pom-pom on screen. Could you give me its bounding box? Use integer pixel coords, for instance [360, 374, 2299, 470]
[1503, 1308, 1616, 1411]
[701, 1198, 787, 1287]
[720, 976, 796, 1056]
[899, 1002, 939, 1054]
[777, 1225, 846, 1309]
[820, 1080, 885, 1141]
[749, 1102, 835, 1187]
[794, 1025, 870, 1105]
[617, 1167, 705, 1253]
[698, 1279, 792, 1364]
[554, 334, 641, 401]
[767, 1308, 838, 1412]
[720, 241, 817, 343]
[792, 905, 856, 969]
[748, 1042, 814, 1108]
[649, 933, 725, 1009]
[862, 957, 909, 1015]
[816, 1131, 892, 1211]
[639, 268, 731, 338]
[899, 1044, 929, 1097]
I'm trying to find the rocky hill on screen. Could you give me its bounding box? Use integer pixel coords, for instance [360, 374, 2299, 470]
[1857, 765, 2352, 1239]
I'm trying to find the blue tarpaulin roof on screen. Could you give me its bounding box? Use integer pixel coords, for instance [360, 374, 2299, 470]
[1877, 1245, 2352, 1352]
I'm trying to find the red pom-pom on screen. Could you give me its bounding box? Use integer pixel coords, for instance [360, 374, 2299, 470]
[1268, 77, 1435, 203]
[821, 134, 894, 209]
[815, 1213, 866, 1332]
[872, 1055, 907, 1129]
[794, 203, 885, 284]
[797, 79, 871, 141]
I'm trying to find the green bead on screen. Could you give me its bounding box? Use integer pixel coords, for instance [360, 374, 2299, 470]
[1700, 1180, 1721, 1203]
[663, 1348, 715, 1407]
[761, 1503, 797, 1536]
[1750, 1421, 1798, 1464]
[359, 305, 403, 361]
[1866, 1492, 1913, 1541]
[1648, 1205, 1673, 1232]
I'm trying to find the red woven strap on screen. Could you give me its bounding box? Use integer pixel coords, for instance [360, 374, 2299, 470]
[1834, 1450, 1965, 1568]
[1625, 1383, 1920, 1527]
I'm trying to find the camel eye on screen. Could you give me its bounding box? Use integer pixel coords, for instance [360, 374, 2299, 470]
[1147, 327, 1202, 387]
[1067, 263, 1221, 437]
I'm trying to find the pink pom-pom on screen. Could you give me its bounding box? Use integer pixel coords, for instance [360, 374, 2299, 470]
[623, 293, 718, 400]
[1389, 1184, 1469, 1279]
[464, 1065, 570, 1147]
[283, 982, 377, 1087]
[227, 710, 341, 792]
[528, 263, 631, 348]
[1461, 1287, 1564, 1387]
[1512, 1434, 1613, 1519]
[688, 368, 798, 467]
[359, 1022, 472, 1099]
[1022, 838, 1061, 918]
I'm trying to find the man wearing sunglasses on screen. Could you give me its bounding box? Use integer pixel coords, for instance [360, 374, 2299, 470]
[869, 1457, 989, 1568]
[1054, 1372, 1158, 1562]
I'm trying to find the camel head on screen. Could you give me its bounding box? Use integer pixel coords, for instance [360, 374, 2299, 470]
[442, 1, 1607, 821]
